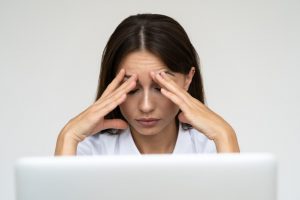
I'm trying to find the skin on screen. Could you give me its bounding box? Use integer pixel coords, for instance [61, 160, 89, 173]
[117, 51, 192, 154]
[55, 50, 239, 155]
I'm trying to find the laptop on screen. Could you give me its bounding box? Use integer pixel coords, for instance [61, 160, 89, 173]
[15, 153, 277, 200]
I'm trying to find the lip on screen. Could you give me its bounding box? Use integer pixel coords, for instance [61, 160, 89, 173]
[136, 118, 160, 127]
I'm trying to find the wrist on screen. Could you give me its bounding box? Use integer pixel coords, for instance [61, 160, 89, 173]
[55, 130, 81, 156]
[213, 126, 240, 153]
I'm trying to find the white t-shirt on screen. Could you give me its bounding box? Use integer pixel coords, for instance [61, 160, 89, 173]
[77, 123, 217, 155]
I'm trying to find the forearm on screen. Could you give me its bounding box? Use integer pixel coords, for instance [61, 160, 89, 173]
[213, 127, 240, 153]
[55, 131, 79, 156]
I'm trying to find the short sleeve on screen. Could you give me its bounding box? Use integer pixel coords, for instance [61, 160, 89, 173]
[189, 128, 217, 153]
[76, 137, 93, 155]
[76, 132, 121, 155]
[202, 139, 217, 153]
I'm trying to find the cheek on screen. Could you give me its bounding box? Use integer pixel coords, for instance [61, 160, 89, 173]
[119, 99, 135, 118]
[157, 96, 179, 112]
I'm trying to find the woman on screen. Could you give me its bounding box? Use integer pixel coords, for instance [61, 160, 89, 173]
[55, 13, 240, 155]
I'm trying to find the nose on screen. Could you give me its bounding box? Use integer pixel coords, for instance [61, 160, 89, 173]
[138, 90, 155, 114]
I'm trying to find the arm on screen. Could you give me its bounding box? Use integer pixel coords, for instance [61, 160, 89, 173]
[213, 126, 240, 153]
[54, 69, 137, 156]
[55, 128, 80, 155]
[151, 70, 240, 153]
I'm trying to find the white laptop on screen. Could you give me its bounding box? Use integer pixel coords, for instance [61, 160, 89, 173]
[15, 153, 277, 200]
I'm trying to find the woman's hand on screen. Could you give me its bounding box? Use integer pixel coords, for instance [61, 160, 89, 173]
[151, 71, 240, 153]
[55, 69, 137, 155]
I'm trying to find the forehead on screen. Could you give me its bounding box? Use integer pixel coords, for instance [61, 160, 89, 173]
[118, 51, 169, 74]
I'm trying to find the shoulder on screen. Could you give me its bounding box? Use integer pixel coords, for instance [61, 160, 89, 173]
[188, 127, 217, 153]
[76, 130, 122, 155]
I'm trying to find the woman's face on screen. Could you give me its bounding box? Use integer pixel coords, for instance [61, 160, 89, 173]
[117, 50, 192, 136]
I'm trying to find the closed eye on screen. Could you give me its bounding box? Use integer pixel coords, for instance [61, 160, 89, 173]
[128, 87, 161, 95]
[128, 88, 139, 95]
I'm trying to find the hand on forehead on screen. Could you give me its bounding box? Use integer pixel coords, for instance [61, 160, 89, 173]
[122, 68, 175, 82]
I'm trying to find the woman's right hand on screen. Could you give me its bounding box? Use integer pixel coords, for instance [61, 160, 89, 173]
[55, 69, 137, 155]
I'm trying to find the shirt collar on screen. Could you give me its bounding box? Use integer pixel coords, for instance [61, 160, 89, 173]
[118, 123, 195, 155]
[173, 123, 195, 154]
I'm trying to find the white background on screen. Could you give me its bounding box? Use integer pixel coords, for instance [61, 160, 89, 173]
[0, 0, 299, 199]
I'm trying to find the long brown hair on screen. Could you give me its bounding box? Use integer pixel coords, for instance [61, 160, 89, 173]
[96, 13, 205, 132]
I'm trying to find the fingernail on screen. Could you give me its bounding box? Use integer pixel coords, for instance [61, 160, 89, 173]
[159, 72, 166, 77]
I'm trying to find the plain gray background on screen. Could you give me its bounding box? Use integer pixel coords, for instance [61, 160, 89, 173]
[0, 0, 299, 199]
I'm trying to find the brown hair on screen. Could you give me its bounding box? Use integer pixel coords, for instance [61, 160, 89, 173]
[96, 13, 205, 133]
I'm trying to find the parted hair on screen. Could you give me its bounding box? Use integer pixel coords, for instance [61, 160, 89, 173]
[96, 13, 205, 133]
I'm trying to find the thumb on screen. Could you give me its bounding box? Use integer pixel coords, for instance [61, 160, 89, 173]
[178, 112, 189, 124]
[101, 119, 129, 130]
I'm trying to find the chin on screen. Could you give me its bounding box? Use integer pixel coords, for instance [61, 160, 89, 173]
[134, 127, 161, 136]
[130, 122, 164, 136]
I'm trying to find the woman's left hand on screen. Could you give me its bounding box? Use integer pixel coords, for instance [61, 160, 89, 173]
[151, 71, 240, 153]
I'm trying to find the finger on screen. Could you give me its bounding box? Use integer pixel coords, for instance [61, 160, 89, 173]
[178, 112, 189, 124]
[89, 118, 128, 135]
[150, 71, 165, 89]
[160, 88, 188, 111]
[96, 93, 127, 115]
[96, 74, 136, 105]
[95, 74, 137, 112]
[101, 68, 126, 99]
[155, 71, 190, 103]
[109, 74, 137, 98]
[100, 74, 136, 105]
[101, 119, 129, 130]
[97, 73, 137, 113]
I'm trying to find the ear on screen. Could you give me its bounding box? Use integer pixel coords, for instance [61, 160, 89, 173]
[184, 67, 195, 91]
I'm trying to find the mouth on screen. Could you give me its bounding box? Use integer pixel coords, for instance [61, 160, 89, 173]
[136, 118, 160, 127]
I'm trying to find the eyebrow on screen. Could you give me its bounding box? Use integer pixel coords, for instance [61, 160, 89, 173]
[123, 70, 175, 80]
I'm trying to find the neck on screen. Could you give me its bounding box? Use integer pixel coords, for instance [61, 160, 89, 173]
[130, 120, 179, 154]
